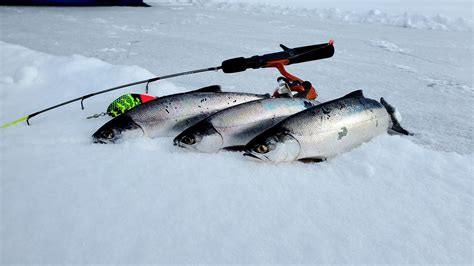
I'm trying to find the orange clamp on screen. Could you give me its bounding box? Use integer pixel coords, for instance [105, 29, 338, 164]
[265, 60, 317, 100]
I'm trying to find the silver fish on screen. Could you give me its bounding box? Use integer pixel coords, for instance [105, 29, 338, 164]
[174, 97, 319, 153]
[244, 90, 411, 162]
[92, 86, 268, 143]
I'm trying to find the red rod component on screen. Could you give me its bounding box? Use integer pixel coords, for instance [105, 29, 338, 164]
[266, 60, 318, 100]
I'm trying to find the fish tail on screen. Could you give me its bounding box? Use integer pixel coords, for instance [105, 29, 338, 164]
[380, 97, 413, 136]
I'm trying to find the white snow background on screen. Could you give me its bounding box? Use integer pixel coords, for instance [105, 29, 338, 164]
[0, 0, 473, 263]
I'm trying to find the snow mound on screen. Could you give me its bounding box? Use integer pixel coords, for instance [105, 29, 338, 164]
[164, 0, 473, 31]
[369, 39, 410, 54]
[1, 42, 473, 264]
[0, 41, 179, 124]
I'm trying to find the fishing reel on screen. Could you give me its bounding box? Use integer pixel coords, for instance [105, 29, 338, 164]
[269, 61, 317, 100]
[273, 77, 313, 98]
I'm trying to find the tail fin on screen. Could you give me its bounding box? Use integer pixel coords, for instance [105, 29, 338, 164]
[380, 97, 413, 136]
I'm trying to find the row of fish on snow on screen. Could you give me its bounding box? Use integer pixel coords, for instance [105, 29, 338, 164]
[92, 85, 411, 162]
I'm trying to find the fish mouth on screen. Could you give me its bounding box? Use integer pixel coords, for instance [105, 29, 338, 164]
[174, 123, 224, 153]
[92, 115, 143, 144]
[173, 137, 191, 148]
[173, 132, 198, 148]
[243, 131, 301, 162]
[243, 152, 264, 161]
[92, 129, 116, 144]
[93, 138, 109, 144]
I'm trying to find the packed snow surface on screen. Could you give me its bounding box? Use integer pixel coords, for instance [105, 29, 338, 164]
[230, 0, 474, 19]
[182, 0, 473, 31]
[1, 0, 473, 264]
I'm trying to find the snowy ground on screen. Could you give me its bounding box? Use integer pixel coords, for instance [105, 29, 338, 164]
[1, 0, 473, 264]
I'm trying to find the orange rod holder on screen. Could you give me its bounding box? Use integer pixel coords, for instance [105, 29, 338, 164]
[266, 60, 318, 100]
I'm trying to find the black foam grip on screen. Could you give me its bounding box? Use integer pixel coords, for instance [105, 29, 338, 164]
[221, 57, 248, 73]
[221, 42, 335, 73]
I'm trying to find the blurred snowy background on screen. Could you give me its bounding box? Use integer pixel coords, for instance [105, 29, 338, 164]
[1, 0, 472, 264]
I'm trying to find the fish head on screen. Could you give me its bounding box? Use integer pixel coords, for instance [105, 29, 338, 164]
[92, 115, 144, 144]
[174, 122, 223, 153]
[244, 129, 301, 162]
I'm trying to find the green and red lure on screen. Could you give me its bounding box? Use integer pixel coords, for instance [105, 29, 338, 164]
[87, 93, 156, 119]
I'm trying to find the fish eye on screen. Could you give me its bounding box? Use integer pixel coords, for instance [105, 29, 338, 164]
[102, 130, 114, 139]
[181, 136, 195, 145]
[255, 144, 269, 154]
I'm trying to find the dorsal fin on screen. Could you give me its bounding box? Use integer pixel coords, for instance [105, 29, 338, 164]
[343, 90, 364, 99]
[192, 85, 222, 93]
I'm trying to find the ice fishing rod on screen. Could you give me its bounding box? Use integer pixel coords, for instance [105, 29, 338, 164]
[1, 40, 334, 128]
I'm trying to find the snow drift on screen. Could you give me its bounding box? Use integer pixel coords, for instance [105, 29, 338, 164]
[164, 0, 473, 31]
[1, 42, 472, 263]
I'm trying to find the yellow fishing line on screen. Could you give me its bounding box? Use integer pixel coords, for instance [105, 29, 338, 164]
[1, 116, 28, 128]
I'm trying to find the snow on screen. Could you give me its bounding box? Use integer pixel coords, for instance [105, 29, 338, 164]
[1, 0, 473, 264]
[226, 0, 474, 19]
[165, 0, 473, 31]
